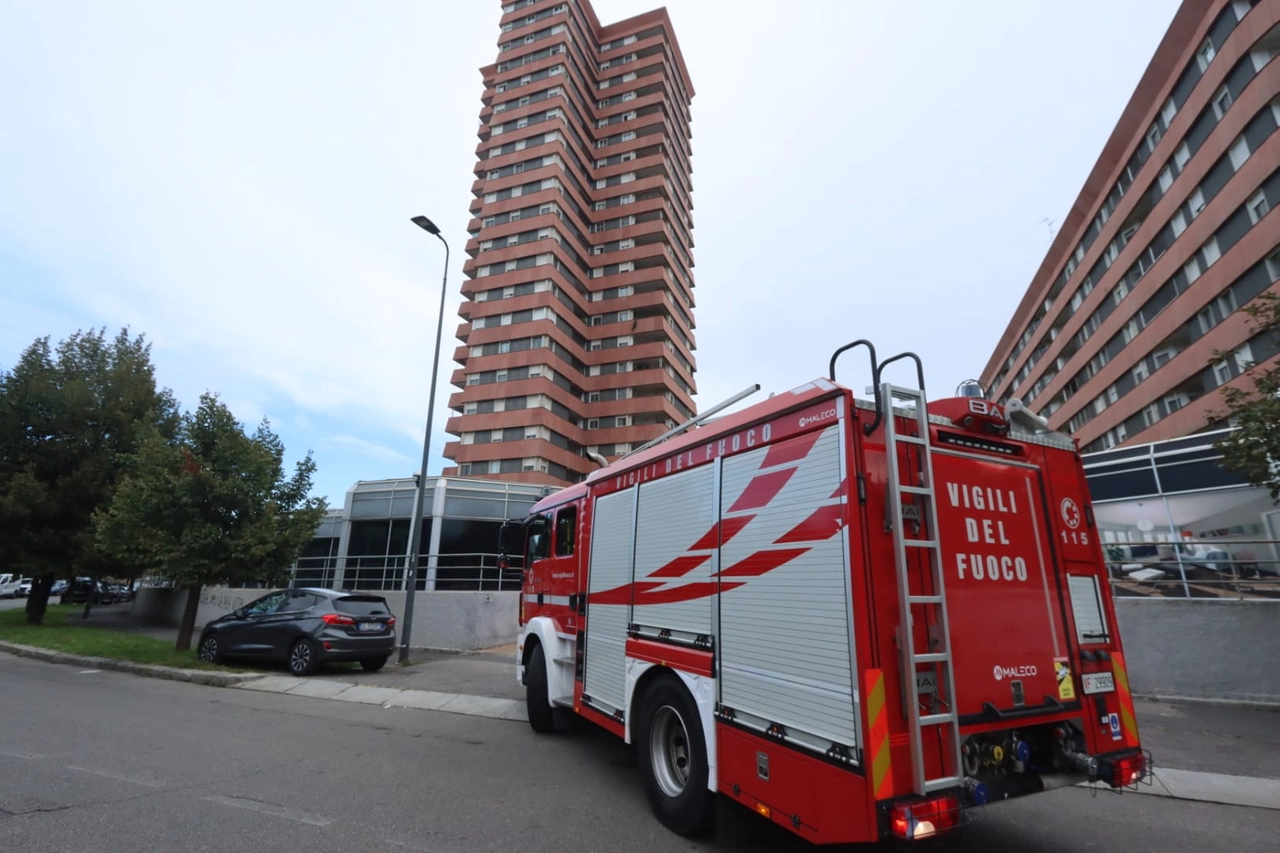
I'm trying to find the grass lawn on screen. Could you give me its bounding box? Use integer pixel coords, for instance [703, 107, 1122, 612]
[0, 604, 237, 671]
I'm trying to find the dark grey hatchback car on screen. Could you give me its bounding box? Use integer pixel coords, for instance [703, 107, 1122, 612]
[196, 588, 397, 675]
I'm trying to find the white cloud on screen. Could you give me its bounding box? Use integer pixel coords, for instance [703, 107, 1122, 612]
[321, 434, 412, 466]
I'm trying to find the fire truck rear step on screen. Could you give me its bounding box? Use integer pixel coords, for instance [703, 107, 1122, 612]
[882, 380, 965, 798]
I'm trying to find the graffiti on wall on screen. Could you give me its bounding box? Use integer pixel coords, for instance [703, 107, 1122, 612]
[199, 590, 247, 612]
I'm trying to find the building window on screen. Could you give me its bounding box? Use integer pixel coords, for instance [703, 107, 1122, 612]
[1214, 357, 1234, 387]
[1152, 347, 1177, 368]
[1146, 123, 1162, 152]
[1212, 85, 1233, 119]
[1163, 392, 1189, 415]
[1202, 236, 1221, 266]
[1228, 137, 1250, 170]
[1267, 249, 1280, 282]
[1197, 38, 1216, 72]
[1174, 141, 1190, 171]
[1189, 187, 1206, 215]
[1247, 190, 1269, 224]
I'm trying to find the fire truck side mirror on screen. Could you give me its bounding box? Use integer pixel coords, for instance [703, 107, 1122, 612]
[498, 521, 519, 558]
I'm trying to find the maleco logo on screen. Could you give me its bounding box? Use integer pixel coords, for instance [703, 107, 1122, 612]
[799, 409, 837, 428]
[993, 664, 1038, 681]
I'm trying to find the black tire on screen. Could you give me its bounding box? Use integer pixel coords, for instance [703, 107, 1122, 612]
[360, 656, 388, 672]
[525, 644, 557, 734]
[635, 674, 716, 837]
[197, 633, 223, 664]
[288, 637, 320, 676]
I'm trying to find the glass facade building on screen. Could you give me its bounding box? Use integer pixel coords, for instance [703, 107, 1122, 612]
[1083, 427, 1280, 597]
[291, 476, 553, 592]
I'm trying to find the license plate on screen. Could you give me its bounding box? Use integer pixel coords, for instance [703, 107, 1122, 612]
[358, 622, 381, 632]
[1082, 672, 1115, 694]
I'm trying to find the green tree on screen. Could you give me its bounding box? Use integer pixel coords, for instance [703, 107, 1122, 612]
[95, 392, 327, 650]
[1208, 292, 1280, 501]
[0, 329, 179, 624]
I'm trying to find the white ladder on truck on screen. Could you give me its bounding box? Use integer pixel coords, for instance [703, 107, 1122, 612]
[880, 381, 964, 796]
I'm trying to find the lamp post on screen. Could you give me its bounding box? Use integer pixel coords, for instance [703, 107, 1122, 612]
[401, 214, 449, 664]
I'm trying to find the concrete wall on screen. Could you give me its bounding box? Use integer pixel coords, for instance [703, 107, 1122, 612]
[1114, 598, 1280, 706]
[132, 585, 519, 651]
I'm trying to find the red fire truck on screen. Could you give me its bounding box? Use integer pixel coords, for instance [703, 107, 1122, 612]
[501, 342, 1148, 845]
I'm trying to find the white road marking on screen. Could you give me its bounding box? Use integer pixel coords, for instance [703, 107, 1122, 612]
[67, 765, 165, 788]
[205, 794, 334, 826]
[79, 670, 101, 674]
[0, 749, 38, 760]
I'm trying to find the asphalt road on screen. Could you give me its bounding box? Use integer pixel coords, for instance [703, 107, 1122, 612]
[1, 652, 1277, 853]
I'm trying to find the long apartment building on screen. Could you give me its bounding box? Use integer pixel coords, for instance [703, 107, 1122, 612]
[981, 0, 1280, 454]
[442, 0, 697, 487]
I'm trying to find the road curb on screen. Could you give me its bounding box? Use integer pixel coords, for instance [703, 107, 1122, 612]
[232, 675, 529, 723]
[1135, 692, 1280, 712]
[0, 640, 261, 687]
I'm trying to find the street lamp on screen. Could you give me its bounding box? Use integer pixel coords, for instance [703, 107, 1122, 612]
[401, 214, 449, 664]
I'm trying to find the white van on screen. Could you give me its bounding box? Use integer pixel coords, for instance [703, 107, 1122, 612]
[0, 574, 21, 599]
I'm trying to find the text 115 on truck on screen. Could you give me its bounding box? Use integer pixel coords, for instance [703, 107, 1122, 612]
[498, 341, 1149, 845]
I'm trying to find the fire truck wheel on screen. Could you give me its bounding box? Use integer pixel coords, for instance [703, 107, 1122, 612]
[636, 675, 715, 837]
[525, 645, 557, 734]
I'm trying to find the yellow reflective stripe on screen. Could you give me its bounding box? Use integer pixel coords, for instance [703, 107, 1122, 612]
[867, 670, 885, 721]
[865, 669, 893, 798]
[1112, 652, 1139, 744]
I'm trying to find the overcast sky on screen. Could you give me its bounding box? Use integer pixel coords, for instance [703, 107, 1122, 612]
[0, 0, 1184, 506]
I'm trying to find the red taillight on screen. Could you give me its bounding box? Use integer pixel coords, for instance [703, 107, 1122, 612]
[1109, 753, 1146, 787]
[321, 613, 356, 626]
[889, 795, 961, 840]
[386, 616, 396, 626]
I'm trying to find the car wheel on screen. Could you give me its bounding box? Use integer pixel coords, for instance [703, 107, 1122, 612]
[360, 656, 388, 672]
[525, 644, 557, 734]
[288, 638, 320, 676]
[197, 633, 223, 664]
[636, 674, 716, 837]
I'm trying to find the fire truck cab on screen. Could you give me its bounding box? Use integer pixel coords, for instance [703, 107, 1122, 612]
[501, 341, 1148, 845]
